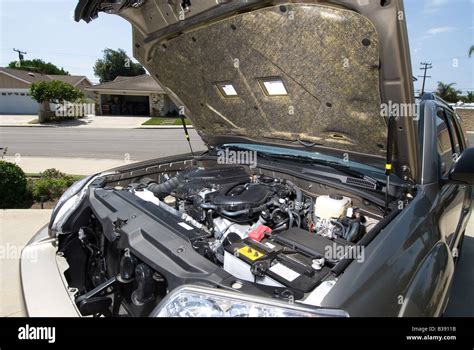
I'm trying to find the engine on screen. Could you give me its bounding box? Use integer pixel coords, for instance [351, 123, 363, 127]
[128, 167, 376, 286]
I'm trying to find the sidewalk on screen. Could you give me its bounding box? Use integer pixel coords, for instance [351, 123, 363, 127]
[0, 209, 53, 317]
[3, 156, 136, 175]
[0, 115, 37, 126]
[0, 115, 149, 129]
[0, 114, 192, 129]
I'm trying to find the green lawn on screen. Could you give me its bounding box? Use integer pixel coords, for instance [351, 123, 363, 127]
[142, 117, 191, 126]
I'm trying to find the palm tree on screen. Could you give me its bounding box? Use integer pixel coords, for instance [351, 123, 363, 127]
[469, 45, 474, 57]
[435, 82, 462, 103]
[463, 91, 474, 103]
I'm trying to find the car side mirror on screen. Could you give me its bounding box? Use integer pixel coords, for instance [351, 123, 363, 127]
[448, 147, 474, 184]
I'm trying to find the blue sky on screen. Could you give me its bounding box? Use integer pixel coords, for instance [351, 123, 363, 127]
[0, 0, 473, 92]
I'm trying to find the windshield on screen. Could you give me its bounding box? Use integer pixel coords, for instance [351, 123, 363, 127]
[222, 143, 386, 176]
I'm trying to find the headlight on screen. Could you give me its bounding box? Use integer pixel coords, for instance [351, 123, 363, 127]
[49, 175, 96, 234]
[151, 285, 348, 317]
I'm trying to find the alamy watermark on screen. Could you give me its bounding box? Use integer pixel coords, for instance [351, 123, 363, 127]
[217, 148, 258, 169]
[325, 243, 365, 263]
[0, 243, 37, 263]
[18, 324, 55, 343]
[55, 100, 95, 118]
[380, 101, 419, 120]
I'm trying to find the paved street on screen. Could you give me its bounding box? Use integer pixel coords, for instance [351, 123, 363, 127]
[1, 128, 472, 162]
[0, 127, 206, 161]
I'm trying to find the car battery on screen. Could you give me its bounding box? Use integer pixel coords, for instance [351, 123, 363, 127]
[224, 238, 330, 293]
[273, 227, 353, 265]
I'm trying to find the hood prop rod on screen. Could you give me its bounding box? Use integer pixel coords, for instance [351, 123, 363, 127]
[180, 114, 194, 157]
[384, 115, 396, 214]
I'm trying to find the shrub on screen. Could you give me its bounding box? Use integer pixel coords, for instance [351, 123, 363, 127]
[30, 81, 84, 122]
[30, 80, 84, 105]
[29, 169, 76, 202]
[0, 161, 30, 208]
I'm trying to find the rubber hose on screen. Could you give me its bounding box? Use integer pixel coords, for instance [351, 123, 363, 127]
[285, 180, 303, 212]
[147, 176, 181, 198]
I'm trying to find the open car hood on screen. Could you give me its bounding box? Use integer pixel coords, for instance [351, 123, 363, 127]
[76, 0, 418, 180]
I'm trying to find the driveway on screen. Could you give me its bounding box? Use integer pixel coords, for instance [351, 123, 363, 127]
[51, 115, 151, 128]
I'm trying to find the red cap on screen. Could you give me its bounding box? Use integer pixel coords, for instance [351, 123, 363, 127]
[248, 225, 272, 242]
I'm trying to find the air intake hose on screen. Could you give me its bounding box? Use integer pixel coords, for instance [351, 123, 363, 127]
[146, 176, 181, 198]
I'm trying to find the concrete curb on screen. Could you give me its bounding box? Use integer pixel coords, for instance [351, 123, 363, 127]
[0, 124, 194, 129]
[137, 125, 194, 129]
[0, 124, 56, 128]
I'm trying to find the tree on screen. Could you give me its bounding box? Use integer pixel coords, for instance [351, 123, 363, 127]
[93, 48, 146, 83]
[30, 81, 84, 122]
[462, 91, 474, 103]
[8, 58, 69, 75]
[469, 45, 474, 57]
[435, 82, 461, 103]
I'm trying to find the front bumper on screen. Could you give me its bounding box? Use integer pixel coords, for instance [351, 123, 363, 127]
[20, 226, 81, 317]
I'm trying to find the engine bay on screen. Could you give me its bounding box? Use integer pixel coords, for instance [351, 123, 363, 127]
[134, 166, 378, 269]
[58, 162, 387, 317]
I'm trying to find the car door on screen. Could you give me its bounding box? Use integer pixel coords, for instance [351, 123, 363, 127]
[436, 107, 467, 250]
[446, 109, 472, 251]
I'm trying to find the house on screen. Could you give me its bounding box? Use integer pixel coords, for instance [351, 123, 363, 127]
[86, 74, 177, 117]
[0, 67, 93, 114]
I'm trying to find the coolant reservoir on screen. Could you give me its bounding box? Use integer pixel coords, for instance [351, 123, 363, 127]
[314, 194, 351, 220]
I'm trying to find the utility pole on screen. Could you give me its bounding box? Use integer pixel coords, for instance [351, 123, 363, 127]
[418, 62, 432, 96]
[13, 49, 27, 67]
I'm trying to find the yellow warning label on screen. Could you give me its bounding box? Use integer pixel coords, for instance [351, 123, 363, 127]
[237, 246, 264, 261]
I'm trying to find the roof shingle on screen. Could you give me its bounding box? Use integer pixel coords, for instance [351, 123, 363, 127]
[0, 67, 90, 86]
[86, 74, 165, 93]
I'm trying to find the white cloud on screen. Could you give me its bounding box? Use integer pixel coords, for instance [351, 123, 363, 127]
[426, 26, 457, 35]
[422, 0, 449, 14]
[429, 0, 449, 6]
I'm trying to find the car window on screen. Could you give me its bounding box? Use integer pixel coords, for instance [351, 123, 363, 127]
[436, 109, 454, 176]
[445, 109, 463, 156]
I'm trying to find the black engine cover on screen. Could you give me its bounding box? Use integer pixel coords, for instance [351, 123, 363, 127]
[213, 183, 272, 210]
[174, 166, 250, 198]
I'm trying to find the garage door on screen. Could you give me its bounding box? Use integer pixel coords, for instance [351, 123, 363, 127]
[0, 90, 39, 114]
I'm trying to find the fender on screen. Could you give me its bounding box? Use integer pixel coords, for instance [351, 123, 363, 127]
[398, 242, 454, 317]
